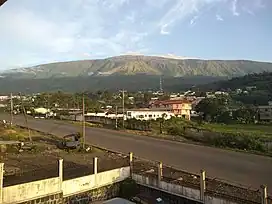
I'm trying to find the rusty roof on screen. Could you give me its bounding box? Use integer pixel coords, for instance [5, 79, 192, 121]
[152, 99, 191, 105]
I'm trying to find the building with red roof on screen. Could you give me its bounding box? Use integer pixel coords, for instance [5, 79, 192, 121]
[150, 99, 192, 120]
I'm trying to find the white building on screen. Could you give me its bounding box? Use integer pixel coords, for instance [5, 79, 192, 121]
[126, 109, 175, 121]
[85, 112, 124, 119]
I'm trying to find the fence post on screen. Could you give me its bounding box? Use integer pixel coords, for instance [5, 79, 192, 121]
[129, 152, 133, 177]
[261, 185, 268, 204]
[58, 159, 63, 191]
[0, 163, 4, 204]
[200, 170, 206, 201]
[93, 157, 98, 174]
[158, 162, 163, 188]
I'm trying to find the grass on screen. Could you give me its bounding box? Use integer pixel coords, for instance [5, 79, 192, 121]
[203, 123, 272, 137]
[0, 126, 32, 141]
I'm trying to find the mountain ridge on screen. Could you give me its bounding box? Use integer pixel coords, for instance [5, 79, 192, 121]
[2, 55, 272, 79]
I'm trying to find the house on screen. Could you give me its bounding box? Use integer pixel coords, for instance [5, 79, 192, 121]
[214, 91, 229, 96]
[258, 105, 272, 121]
[33, 107, 55, 118]
[150, 99, 192, 120]
[126, 109, 175, 121]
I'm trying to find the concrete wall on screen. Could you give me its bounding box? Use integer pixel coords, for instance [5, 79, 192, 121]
[2, 167, 130, 204]
[133, 174, 259, 204]
[3, 177, 60, 203]
[132, 174, 200, 202]
[204, 196, 237, 204]
[62, 166, 130, 197]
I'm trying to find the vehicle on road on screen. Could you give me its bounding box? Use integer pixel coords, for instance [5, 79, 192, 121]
[61, 132, 81, 150]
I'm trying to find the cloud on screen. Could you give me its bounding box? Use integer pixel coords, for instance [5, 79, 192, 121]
[216, 14, 224, 21]
[231, 0, 240, 16]
[190, 15, 199, 25]
[158, 0, 225, 34]
[160, 24, 170, 35]
[0, 0, 268, 69]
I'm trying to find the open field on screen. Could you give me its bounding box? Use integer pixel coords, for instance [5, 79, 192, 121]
[0, 125, 129, 186]
[203, 123, 272, 137]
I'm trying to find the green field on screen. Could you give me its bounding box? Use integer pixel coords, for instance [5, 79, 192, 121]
[203, 123, 272, 137]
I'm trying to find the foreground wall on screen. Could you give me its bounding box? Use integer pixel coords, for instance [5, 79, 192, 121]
[133, 173, 262, 204]
[2, 177, 61, 204]
[62, 167, 130, 197]
[1, 164, 130, 204]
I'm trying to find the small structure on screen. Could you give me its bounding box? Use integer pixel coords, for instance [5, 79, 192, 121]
[150, 99, 192, 120]
[126, 109, 174, 121]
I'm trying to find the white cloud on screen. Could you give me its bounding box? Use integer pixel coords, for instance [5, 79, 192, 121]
[216, 14, 224, 21]
[158, 0, 225, 34]
[190, 15, 199, 25]
[231, 0, 240, 16]
[160, 24, 170, 35]
[0, 0, 268, 69]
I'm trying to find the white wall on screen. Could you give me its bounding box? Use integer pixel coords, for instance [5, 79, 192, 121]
[2, 167, 130, 204]
[127, 110, 174, 121]
[132, 174, 200, 201]
[133, 174, 246, 204]
[205, 196, 237, 204]
[62, 166, 130, 197]
[3, 177, 60, 203]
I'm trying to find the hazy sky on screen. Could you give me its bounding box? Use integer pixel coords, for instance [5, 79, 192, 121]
[0, 0, 271, 70]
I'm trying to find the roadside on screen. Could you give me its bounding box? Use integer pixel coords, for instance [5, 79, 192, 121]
[69, 120, 272, 157]
[0, 122, 269, 202]
[0, 124, 129, 187]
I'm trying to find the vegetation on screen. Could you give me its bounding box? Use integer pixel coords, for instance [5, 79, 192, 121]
[111, 116, 272, 155]
[0, 75, 222, 93]
[195, 72, 272, 105]
[194, 96, 258, 123]
[3, 56, 272, 79]
[119, 178, 137, 199]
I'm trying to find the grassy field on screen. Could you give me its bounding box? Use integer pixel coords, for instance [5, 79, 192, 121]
[203, 123, 272, 137]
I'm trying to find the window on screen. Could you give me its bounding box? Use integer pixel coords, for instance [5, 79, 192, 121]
[127, 112, 132, 116]
[149, 114, 152, 117]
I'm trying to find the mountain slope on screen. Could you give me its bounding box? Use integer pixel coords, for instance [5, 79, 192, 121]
[0, 75, 224, 94]
[2, 55, 272, 79]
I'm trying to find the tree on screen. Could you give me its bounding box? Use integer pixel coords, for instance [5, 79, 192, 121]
[195, 96, 230, 122]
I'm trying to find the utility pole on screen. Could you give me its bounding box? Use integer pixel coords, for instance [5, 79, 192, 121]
[82, 94, 86, 149]
[10, 93, 13, 127]
[19, 92, 32, 142]
[115, 106, 118, 129]
[122, 90, 125, 129]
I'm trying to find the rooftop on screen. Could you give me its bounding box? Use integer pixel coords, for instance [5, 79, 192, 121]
[152, 99, 191, 105]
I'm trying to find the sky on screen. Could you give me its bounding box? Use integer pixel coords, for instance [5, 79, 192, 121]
[0, 0, 271, 70]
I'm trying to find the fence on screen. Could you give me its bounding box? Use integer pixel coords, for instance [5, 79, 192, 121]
[0, 152, 270, 204]
[0, 157, 130, 204]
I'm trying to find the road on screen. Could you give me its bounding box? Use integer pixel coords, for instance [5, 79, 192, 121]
[1, 114, 272, 192]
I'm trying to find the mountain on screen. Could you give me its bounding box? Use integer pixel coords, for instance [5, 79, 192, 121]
[0, 75, 224, 94]
[2, 55, 272, 79]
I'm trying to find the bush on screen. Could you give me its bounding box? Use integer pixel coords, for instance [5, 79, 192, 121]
[119, 178, 137, 199]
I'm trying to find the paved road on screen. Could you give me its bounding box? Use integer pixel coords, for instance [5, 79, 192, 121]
[1, 114, 272, 192]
